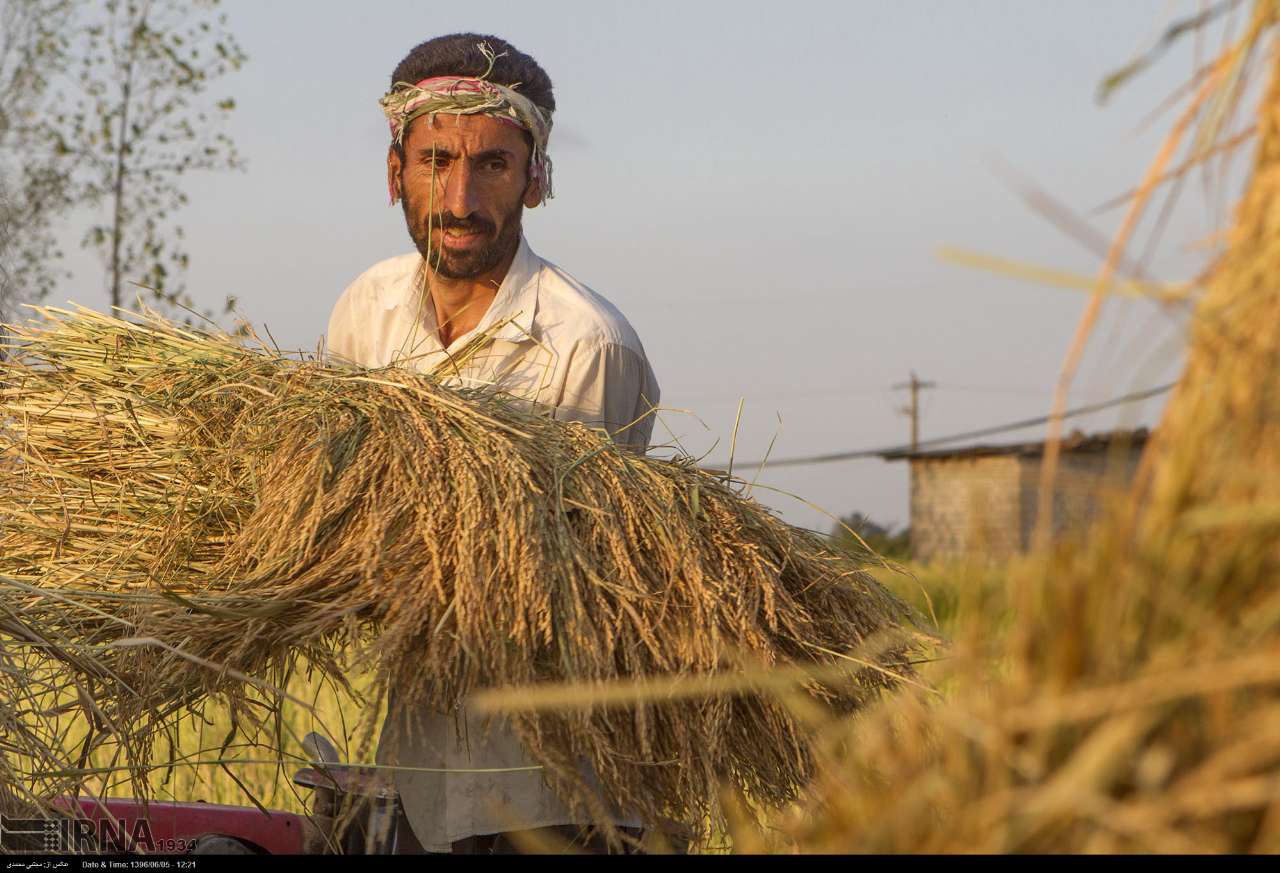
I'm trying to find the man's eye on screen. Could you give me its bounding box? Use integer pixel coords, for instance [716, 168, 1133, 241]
[483, 159, 507, 172]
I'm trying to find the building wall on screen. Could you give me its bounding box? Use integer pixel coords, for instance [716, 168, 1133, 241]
[908, 446, 1144, 563]
[1015, 450, 1142, 551]
[909, 455, 1023, 563]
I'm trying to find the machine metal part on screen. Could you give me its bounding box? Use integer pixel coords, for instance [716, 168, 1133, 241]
[55, 733, 399, 855]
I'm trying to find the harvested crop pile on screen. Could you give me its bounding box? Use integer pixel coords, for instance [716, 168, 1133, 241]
[747, 2, 1280, 854]
[0, 307, 919, 839]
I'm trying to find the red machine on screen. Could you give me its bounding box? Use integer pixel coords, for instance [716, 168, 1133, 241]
[55, 734, 400, 855]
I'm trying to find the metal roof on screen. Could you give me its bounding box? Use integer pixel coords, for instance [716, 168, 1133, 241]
[880, 428, 1150, 462]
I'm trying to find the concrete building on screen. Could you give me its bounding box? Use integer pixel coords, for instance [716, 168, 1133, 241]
[882, 429, 1149, 563]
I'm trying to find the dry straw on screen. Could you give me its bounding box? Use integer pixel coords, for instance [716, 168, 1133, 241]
[0, 305, 919, 842]
[742, 0, 1280, 853]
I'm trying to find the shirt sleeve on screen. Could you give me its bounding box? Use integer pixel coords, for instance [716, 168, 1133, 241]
[554, 341, 661, 453]
[325, 287, 360, 366]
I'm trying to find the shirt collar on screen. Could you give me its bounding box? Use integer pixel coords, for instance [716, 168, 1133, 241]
[478, 235, 540, 341]
[384, 236, 540, 344]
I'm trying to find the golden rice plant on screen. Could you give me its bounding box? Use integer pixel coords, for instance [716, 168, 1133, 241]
[0, 304, 922, 844]
[736, 0, 1280, 853]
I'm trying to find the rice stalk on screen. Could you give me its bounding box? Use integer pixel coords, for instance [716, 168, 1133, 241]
[751, 1, 1280, 854]
[0, 303, 920, 843]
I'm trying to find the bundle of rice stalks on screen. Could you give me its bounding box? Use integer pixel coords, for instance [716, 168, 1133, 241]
[0, 306, 919, 840]
[745, 0, 1280, 853]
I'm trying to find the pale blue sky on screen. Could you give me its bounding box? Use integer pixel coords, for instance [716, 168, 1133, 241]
[52, 1, 1242, 534]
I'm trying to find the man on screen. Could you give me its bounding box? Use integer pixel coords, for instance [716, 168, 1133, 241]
[325, 34, 660, 854]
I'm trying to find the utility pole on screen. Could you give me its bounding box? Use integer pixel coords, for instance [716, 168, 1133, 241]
[893, 371, 936, 452]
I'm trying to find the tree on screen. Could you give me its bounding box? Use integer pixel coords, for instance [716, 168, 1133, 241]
[830, 511, 911, 561]
[0, 0, 78, 315]
[54, 0, 246, 312]
[0, 185, 12, 323]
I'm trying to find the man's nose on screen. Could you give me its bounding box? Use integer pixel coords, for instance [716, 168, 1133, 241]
[441, 161, 480, 219]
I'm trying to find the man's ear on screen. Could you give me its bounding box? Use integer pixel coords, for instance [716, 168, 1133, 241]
[522, 174, 542, 209]
[387, 145, 403, 205]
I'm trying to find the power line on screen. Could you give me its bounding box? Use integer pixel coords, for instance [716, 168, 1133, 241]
[674, 381, 1077, 406]
[701, 382, 1174, 471]
[673, 385, 890, 405]
[940, 383, 1054, 397]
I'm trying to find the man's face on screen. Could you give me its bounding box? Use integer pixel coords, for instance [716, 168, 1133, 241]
[388, 113, 540, 281]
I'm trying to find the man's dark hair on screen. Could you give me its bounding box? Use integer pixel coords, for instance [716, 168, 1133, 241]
[390, 33, 555, 114]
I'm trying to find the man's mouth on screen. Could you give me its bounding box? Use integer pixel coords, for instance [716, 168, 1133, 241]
[438, 225, 490, 249]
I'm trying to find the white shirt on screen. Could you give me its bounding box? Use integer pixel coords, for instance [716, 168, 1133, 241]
[325, 236, 660, 849]
[326, 236, 659, 451]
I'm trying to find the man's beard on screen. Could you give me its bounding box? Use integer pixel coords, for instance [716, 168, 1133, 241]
[402, 189, 524, 280]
